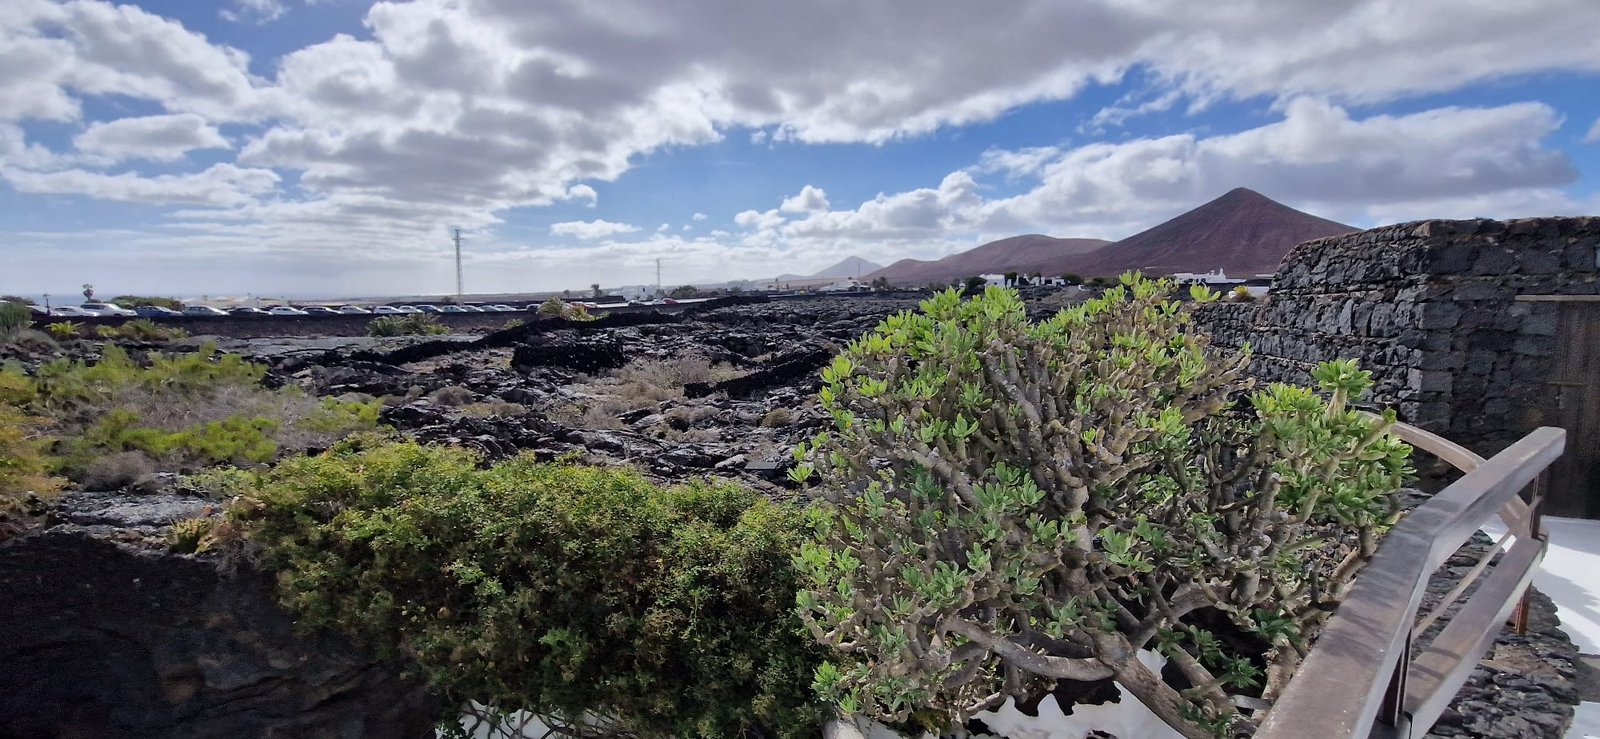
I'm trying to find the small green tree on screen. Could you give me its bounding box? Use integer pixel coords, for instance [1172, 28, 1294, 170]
[670, 284, 699, 299]
[962, 276, 987, 293]
[1061, 273, 1083, 285]
[793, 276, 1410, 737]
[591, 283, 603, 298]
[1003, 271, 1018, 287]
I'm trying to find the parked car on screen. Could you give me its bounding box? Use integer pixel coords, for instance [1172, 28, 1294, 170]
[373, 305, 405, 315]
[26, 304, 50, 316]
[135, 305, 183, 318]
[230, 307, 269, 316]
[80, 302, 136, 316]
[396, 305, 423, 314]
[335, 305, 371, 315]
[267, 306, 308, 316]
[487, 304, 517, 312]
[182, 305, 229, 316]
[51, 306, 101, 317]
[414, 305, 443, 313]
[302, 306, 340, 315]
[440, 305, 468, 313]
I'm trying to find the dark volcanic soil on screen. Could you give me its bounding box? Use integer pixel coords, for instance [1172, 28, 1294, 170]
[230, 296, 926, 495]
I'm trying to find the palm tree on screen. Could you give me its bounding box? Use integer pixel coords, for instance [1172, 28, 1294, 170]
[590, 283, 602, 298]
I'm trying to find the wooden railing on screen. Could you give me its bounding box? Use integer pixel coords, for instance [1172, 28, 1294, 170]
[1256, 422, 1566, 739]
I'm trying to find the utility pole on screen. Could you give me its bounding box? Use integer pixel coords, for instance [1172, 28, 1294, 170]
[656, 258, 662, 297]
[453, 228, 464, 301]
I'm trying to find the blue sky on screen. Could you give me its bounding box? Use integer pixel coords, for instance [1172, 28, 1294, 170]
[2, 0, 1598, 298]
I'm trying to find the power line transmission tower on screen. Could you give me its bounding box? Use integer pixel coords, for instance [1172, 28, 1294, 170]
[453, 228, 464, 300]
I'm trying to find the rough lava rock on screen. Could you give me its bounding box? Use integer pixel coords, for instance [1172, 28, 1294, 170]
[0, 492, 441, 739]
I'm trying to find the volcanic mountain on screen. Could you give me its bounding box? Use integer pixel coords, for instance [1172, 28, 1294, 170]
[774, 256, 883, 282]
[1054, 188, 1356, 278]
[865, 234, 1110, 286]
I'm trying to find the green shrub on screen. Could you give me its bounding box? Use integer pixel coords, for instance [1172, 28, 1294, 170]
[22, 344, 380, 480]
[0, 302, 33, 338]
[94, 319, 188, 343]
[112, 295, 184, 311]
[369, 313, 449, 337]
[793, 277, 1411, 737]
[167, 516, 217, 553]
[232, 438, 825, 739]
[46, 321, 81, 339]
[0, 370, 61, 540]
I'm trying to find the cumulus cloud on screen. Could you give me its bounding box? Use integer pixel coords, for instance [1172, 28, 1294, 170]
[692, 212, 708, 221]
[1587, 118, 1600, 144]
[74, 114, 230, 162]
[734, 209, 785, 231]
[779, 185, 830, 213]
[550, 219, 640, 239]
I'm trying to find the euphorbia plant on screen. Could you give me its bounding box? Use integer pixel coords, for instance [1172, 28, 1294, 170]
[793, 275, 1410, 738]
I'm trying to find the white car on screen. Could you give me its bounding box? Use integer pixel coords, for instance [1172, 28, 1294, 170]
[396, 305, 423, 314]
[51, 306, 101, 317]
[373, 305, 405, 315]
[336, 305, 371, 315]
[80, 302, 137, 316]
[267, 306, 308, 316]
[182, 305, 229, 316]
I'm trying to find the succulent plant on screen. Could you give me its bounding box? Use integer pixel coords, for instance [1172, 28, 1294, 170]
[794, 274, 1411, 738]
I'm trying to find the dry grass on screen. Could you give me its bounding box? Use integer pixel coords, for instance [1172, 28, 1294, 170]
[82, 451, 157, 492]
[550, 357, 744, 429]
[427, 385, 476, 407]
[759, 408, 795, 428]
[458, 401, 527, 419]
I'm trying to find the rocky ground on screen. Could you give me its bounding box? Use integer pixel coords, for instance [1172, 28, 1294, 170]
[218, 296, 929, 498]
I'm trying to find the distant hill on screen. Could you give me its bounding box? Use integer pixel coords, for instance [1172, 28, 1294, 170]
[866, 235, 1110, 285]
[775, 255, 883, 282]
[1054, 188, 1356, 278]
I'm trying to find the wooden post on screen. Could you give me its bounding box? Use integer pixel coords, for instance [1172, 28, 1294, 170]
[1512, 472, 1547, 635]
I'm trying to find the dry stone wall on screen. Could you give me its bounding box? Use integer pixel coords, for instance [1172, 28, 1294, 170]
[1196, 217, 1599, 456]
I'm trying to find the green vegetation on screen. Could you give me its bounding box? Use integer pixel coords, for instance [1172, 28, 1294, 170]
[368, 313, 449, 337]
[537, 297, 598, 321]
[166, 516, 218, 553]
[95, 318, 189, 342]
[0, 301, 33, 339]
[0, 371, 62, 539]
[669, 284, 699, 298]
[14, 344, 380, 485]
[46, 321, 81, 339]
[231, 437, 825, 738]
[792, 277, 1410, 737]
[111, 295, 184, 310]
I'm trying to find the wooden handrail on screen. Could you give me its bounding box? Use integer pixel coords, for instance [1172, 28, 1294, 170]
[1255, 425, 1565, 739]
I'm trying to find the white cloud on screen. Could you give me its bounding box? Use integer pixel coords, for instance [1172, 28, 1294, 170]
[1586, 118, 1600, 144]
[0, 1, 260, 122]
[1, 0, 1598, 293]
[220, 0, 287, 24]
[550, 219, 640, 239]
[74, 114, 230, 162]
[692, 212, 708, 221]
[779, 185, 830, 213]
[3, 163, 279, 207]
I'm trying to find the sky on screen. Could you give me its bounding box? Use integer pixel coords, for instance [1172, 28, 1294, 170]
[2, 0, 1599, 299]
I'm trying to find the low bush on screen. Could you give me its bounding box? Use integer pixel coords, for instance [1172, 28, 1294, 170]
[112, 295, 184, 311]
[95, 319, 189, 343]
[537, 298, 598, 322]
[759, 407, 795, 428]
[458, 401, 526, 418]
[46, 321, 81, 339]
[0, 371, 61, 540]
[231, 438, 825, 739]
[369, 313, 450, 337]
[0, 302, 33, 338]
[426, 385, 476, 407]
[167, 516, 217, 553]
[21, 344, 381, 481]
